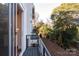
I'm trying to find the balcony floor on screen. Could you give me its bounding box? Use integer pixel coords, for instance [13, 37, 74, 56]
[23, 47, 41, 56]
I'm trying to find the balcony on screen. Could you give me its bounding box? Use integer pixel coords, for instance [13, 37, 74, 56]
[22, 34, 51, 56]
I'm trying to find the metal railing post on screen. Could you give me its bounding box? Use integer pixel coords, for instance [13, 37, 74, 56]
[26, 35, 28, 49]
[43, 46, 45, 56]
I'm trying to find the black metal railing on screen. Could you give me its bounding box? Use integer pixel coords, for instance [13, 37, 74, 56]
[26, 34, 39, 48]
[26, 34, 51, 56]
[38, 38, 51, 56]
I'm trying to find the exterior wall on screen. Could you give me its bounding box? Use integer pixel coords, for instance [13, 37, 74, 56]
[19, 4, 27, 55]
[8, 3, 33, 56]
[26, 3, 33, 35]
[19, 3, 33, 55]
[32, 12, 39, 26]
[26, 3, 34, 47]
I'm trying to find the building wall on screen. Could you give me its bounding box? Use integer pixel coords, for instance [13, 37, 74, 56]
[17, 4, 26, 55]
[26, 3, 33, 35]
[26, 3, 34, 46]
[19, 3, 33, 55]
[8, 3, 33, 56]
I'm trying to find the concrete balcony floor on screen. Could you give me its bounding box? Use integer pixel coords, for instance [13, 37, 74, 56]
[23, 47, 41, 56]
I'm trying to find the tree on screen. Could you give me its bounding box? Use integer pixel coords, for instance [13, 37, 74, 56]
[50, 3, 79, 49]
[34, 21, 52, 39]
[52, 11, 78, 49]
[53, 3, 79, 13]
[38, 24, 52, 38]
[34, 21, 44, 34]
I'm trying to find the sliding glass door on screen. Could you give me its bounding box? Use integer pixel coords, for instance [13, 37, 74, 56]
[0, 3, 22, 56]
[0, 3, 9, 56]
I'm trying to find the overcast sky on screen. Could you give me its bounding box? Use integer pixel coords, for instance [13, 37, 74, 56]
[34, 3, 62, 23]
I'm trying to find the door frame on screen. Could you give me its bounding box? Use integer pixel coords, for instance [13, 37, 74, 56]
[9, 3, 24, 56]
[16, 4, 23, 56]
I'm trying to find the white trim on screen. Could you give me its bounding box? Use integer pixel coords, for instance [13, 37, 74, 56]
[17, 3, 25, 56]
[19, 3, 25, 11]
[9, 3, 11, 56]
[16, 3, 17, 56]
[13, 3, 14, 56]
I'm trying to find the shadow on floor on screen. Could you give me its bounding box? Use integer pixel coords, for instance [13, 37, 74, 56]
[23, 47, 41, 56]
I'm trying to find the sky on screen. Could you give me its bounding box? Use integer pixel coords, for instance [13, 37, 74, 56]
[34, 3, 62, 23]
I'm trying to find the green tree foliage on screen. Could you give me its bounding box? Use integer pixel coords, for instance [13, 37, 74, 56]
[51, 3, 79, 49]
[34, 21, 44, 34]
[53, 3, 79, 13]
[38, 24, 52, 38]
[34, 21, 52, 39]
[53, 11, 78, 49]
